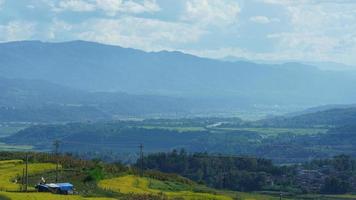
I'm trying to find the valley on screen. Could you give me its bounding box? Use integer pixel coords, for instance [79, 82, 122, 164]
[1, 40, 356, 199]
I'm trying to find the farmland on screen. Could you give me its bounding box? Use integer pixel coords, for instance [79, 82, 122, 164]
[1, 153, 356, 200]
[0, 192, 116, 200]
[1, 118, 341, 164]
[0, 123, 30, 138]
[0, 157, 283, 200]
[98, 175, 232, 200]
[0, 160, 56, 191]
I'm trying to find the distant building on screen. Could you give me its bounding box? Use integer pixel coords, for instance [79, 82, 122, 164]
[36, 183, 74, 195]
[296, 169, 325, 193]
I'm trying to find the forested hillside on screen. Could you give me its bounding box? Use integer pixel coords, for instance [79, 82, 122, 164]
[140, 151, 356, 195]
[2, 114, 356, 163]
[0, 77, 197, 122]
[254, 107, 356, 128]
[1, 41, 356, 106]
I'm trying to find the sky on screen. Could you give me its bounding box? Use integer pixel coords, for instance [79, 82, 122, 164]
[1, 0, 356, 65]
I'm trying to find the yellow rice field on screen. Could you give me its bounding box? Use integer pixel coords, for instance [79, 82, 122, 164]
[0, 160, 57, 191]
[98, 175, 232, 200]
[0, 191, 116, 200]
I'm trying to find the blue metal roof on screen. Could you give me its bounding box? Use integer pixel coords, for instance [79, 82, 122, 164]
[56, 183, 73, 187]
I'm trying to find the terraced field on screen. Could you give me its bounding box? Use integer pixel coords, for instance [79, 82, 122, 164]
[0, 160, 117, 200]
[0, 192, 116, 200]
[99, 175, 232, 200]
[0, 160, 56, 191]
[3, 160, 352, 200]
[98, 175, 283, 200]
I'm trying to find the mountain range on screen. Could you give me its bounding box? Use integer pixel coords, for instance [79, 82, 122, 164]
[1, 40, 356, 121]
[0, 76, 195, 122]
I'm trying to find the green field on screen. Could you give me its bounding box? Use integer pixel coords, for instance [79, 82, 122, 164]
[140, 124, 328, 137]
[213, 127, 328, 136]
[0, 143, 33, 151]
[0, 124, 29, 138]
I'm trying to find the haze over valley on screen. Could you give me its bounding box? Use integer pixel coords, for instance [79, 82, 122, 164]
[1, 1, 356, 199]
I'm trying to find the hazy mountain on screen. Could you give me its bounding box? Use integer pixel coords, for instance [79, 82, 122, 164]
[222, 56, 356, 71]
[304, 61, 356, 71]
[0, 77, 197, 122]
[257, 107, 356, 128]
[285, 104, 356, 117]
[1, 40, 356, 106]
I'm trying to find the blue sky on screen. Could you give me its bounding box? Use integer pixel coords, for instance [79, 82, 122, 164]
[1, 0, 356, 65]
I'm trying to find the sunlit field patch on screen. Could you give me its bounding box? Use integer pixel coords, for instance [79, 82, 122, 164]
[0, 160, 56, 191]
[98, 175, 232, 200]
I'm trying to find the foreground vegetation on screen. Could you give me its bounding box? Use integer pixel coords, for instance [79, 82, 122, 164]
[98, 175, 232, 200]
[0, 152, 282, 200]
[0, 160, 56, 191]
[0, 192, 116, 200]
[1, 151, 356, 199]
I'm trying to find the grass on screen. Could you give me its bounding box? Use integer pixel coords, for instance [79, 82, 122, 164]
[148, 179, 192, 192]
[232, 192, 283, 200]
[303, 194, 356, 200]
[98, 175, 232, 200]
[0, 192, 116, 200]
[0, 160, 56, 191]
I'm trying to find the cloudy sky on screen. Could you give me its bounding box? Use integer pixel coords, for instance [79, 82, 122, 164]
[1, 0, 356, 65]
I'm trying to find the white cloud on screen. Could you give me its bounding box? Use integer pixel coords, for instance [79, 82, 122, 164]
[0, 21, 36, 42]
[57, 0, 95, 12]
[268, 32, 339, 59]
[96, 0, 160, 16]
[249, 16, 279, 24]
[76, 17, 205, 51]
[181, 0, 240, 27]
[258, 0, 356, 64]
[261, 0, 356, 5]
[250, 16, 270, 24]
[47, 19, 73, 39]
[52, 0, 160, 16]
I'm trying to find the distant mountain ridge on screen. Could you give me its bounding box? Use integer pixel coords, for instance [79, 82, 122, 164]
[1, 40, 356, 106]
[0, 76, 197, 122]
[257, 106, 356, 128]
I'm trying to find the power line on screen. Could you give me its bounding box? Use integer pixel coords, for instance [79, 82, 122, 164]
[139, 144, 144, 177]
[25, 153, 28, 192]
[53, 140, 60, 183]
[21, 168, 24, 192]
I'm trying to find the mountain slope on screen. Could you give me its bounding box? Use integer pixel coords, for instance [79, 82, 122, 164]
[1, 40, 356, 105]
[257, 107, 356, 127]
[0, 77, 194, 122]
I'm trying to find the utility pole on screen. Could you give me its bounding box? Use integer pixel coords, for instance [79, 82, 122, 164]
[139, 144, 144, 177]
[21, 168, 24, 192]
[53, 140, 60, 183]
[25, 153, 28, 192]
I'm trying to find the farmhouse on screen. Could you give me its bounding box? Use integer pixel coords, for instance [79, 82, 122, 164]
[36, 182, 74, 195]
